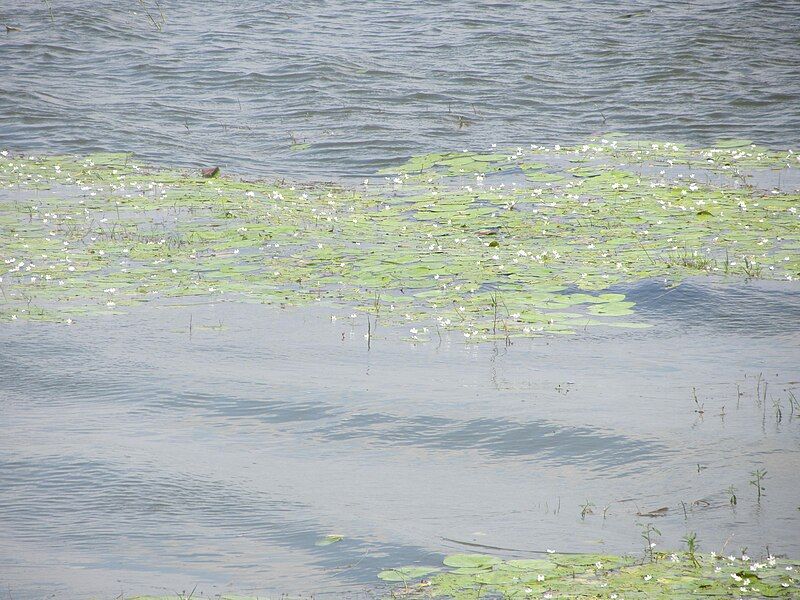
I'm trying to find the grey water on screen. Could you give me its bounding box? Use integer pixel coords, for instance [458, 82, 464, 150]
[1, 0, 799, 179]
[1, 279, 799, 599]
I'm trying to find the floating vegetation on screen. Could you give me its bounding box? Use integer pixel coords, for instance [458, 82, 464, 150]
[315, 533, 344, 546]
[382, 551, 800, 599]
[1, 136, 798, 340]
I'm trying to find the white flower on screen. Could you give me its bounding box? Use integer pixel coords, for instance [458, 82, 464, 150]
[537, 574, 545, 581]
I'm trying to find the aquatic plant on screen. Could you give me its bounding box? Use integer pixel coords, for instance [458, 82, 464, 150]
[639, 522, 661, 560]
[682, 532, 700, 568]
[750, 469, 768, 502]
[1, 136, 797, 341]
[315, 534, 344, 546]
[380, 550, 800, 599]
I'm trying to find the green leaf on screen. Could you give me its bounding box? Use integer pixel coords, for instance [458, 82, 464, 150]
[443, 553, 502, 568]
[315, 534, 344, 546]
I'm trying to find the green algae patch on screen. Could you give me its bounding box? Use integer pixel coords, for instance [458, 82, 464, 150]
[1, 138, 798, 339]
[382, 551, 800, 599]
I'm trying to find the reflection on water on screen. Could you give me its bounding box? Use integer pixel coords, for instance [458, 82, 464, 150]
[2, 0, 799, 177]
[1, 279, 798, 599]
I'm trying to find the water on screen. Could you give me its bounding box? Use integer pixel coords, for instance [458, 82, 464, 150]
[1, 279, 799, 599]
[2, 1, 799, 179]
[2, 2, 800, 597]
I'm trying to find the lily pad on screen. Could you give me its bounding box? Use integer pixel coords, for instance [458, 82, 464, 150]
[442, 553, 502, 568]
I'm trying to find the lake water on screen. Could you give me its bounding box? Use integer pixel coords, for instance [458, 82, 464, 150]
[1, 0, 799, 178]
[1, 279, 799, 599]
[1, 1, 800, 598]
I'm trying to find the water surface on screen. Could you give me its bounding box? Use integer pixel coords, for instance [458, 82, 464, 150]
[2, 0, 799, 178]
[1, 279, 798, 599]
[2, 2, 800, 598]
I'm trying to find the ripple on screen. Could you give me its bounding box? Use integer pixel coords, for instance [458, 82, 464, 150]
[1, 0, 798, 178]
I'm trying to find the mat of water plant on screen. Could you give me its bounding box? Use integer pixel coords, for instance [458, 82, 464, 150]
[1, 136, 798, 340]
[379, 551, 800, 599]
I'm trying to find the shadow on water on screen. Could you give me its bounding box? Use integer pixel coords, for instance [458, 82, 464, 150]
[624, 277, 800, 335]
[316, 413, 662, 469]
